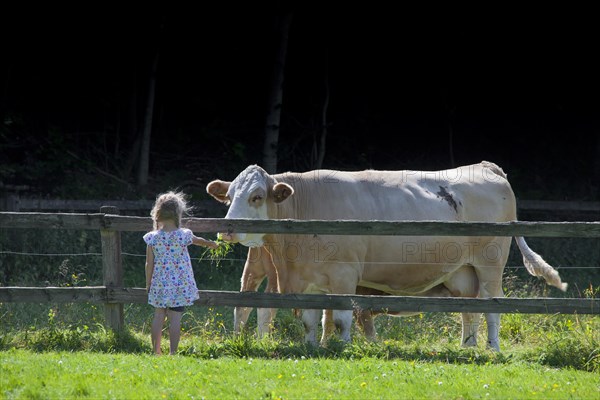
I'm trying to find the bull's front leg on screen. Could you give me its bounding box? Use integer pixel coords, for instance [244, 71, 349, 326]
[257, 246, 280, 337]
[257, 307, 277, 337]
[234, 306, 253, 334]
[236, 247, 275, 335]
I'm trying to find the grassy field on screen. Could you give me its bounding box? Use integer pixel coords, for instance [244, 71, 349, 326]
[2, 349, 599, 399]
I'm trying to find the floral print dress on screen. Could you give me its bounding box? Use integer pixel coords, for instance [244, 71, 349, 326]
[143, 228, 199, 308]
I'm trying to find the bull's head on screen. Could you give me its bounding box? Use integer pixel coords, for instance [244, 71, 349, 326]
[206, 164, 293, 247]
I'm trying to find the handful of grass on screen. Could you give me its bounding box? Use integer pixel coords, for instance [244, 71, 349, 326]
[202, 238, 234, 268]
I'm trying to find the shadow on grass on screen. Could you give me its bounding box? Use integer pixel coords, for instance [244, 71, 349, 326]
[2, 327, 598, 373]
[1, 325, 149, 354]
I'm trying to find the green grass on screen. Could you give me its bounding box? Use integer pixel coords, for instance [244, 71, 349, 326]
[2, 349, 599, 399]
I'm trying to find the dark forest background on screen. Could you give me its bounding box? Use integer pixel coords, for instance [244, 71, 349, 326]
[1, 4, 599, 203]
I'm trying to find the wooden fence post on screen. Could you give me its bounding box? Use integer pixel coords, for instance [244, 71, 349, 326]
[100, 206, 124, 332]
[0, 193, 20, 211]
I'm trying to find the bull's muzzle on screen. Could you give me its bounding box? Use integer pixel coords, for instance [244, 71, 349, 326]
[219, 231, 263, 248]
[218, 232, 240, 243]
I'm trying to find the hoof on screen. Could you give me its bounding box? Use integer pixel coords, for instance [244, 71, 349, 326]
[486, 340, 500, 352]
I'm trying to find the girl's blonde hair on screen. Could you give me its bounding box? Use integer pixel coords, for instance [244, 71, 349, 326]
[150, 191, 191, 230]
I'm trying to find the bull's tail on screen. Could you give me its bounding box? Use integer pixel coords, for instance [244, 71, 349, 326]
[514, 237, 568, 292]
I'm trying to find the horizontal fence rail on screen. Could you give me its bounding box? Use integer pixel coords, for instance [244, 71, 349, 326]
[518, 200, 600, 213]
[0, 288, 597, 315]
[1, 212, 600, 237]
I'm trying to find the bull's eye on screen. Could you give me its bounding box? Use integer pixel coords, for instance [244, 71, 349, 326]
[251, 195, 263, 203]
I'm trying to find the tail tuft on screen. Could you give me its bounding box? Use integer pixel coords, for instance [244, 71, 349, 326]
[515, 237, 568, 292]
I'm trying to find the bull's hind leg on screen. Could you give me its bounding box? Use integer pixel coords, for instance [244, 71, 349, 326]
[473, 237, 511, 351]
[302, 309, 321, 345]
[443, 264, 481, 348]
[332, 310, 353, 342]
[482, 283, 504, 352]
[320, 310, 336, 344]
[482, 274, 506, 351]
[320, 309, 353, 344]
[354, 309, 377, 341]
[460, 313, 482, 347]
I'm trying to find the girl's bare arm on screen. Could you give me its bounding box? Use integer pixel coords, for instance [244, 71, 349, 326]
[145, 246, 154, 290]
[192, 235, 219, 249]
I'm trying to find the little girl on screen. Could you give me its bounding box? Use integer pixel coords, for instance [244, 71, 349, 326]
[144, 190, 218, 355]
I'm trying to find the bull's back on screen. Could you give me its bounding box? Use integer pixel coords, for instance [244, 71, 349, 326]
[275, 162, 515, 223]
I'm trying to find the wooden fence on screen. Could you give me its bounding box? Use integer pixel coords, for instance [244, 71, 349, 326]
[0, 195, 222, 217]
[0, 210, 598, 332]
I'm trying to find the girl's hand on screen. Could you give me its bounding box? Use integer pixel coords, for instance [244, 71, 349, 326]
[201, 238, 233, 268]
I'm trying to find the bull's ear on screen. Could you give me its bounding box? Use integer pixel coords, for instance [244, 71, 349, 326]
[206, 180, 231, 203]
[272, 182, 294, 203]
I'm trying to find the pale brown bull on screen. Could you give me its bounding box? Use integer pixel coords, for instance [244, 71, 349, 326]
[207, 161, 567, 350]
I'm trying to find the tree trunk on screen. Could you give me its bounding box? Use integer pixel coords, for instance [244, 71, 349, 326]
[124, 71, 139, 179]
[442, 89, 456, 168]
[593, 134, 600, 198]
[137, 47, 160, 187]
[114, 94, 121, 159]
[262, 12, 293, 174]
[314, 51, 329, 169]
[0, 63, 10, 119]
[448, 119, 455, 168]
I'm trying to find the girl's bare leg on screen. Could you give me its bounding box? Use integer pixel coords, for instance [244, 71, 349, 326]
[167, 309, 183, 355]
[151, 308, 167, 355]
